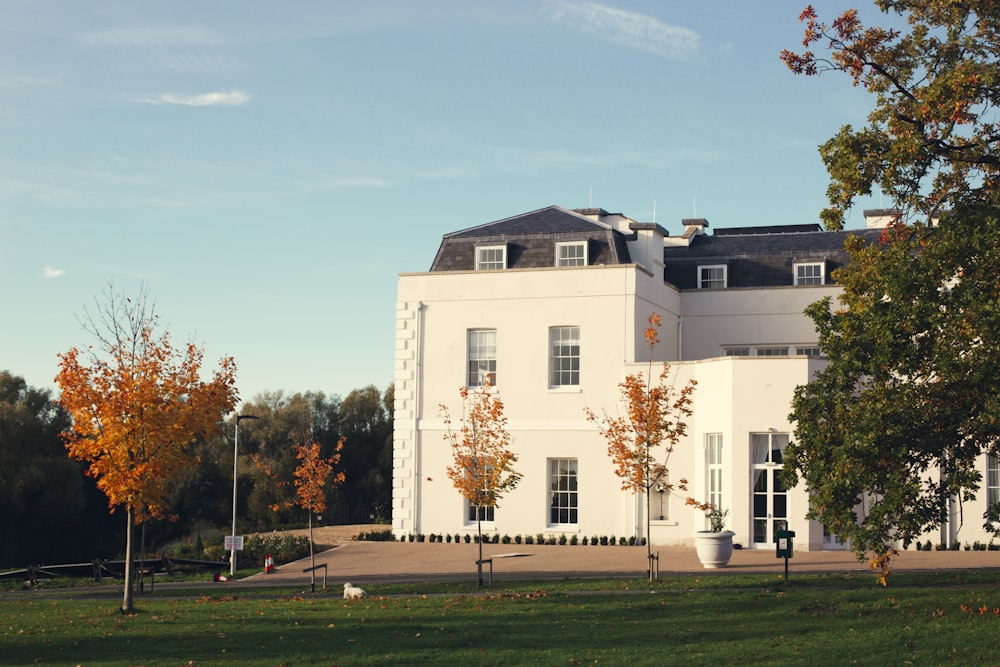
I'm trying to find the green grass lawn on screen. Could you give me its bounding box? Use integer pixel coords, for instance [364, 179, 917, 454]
[4, 574, 1000, 666]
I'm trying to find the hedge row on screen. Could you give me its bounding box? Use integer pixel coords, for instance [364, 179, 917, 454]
[357, 531, 646, 547]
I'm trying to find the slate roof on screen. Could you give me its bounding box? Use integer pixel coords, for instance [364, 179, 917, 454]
[429, 206, 633, 271]
[663, 226, 884, 289]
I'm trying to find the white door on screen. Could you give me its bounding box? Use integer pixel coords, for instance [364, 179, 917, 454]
[750, 433, 789, 548]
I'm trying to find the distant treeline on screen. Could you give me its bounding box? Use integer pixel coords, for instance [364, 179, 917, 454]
[0, 370, 392, 568]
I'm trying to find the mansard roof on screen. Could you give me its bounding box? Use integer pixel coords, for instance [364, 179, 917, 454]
[663, 225, 885, 289]
[429, 205, 633, 271]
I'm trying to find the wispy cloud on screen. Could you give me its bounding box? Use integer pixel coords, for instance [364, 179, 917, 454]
[43, 266, 65, 279]
[78, 25, 220, 48]
[548, 1, 701, 61]
[137, 90, 252, 106]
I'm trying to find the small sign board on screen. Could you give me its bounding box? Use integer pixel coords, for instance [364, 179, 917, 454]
[224, 535, 244, 551]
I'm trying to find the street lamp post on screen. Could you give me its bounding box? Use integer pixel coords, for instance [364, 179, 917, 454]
[231, 414, 258, 575]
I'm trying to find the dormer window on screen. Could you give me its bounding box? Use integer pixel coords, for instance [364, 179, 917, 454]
[794, 262, 825, 286]
[476, 245, 507, 271]
[698, 265, 727, 289]
[555, 241, 587, 267]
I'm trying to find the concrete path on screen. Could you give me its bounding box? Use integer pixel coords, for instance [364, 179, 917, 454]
[242, 541, 1000, 588]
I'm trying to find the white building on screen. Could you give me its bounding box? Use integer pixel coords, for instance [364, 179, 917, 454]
[392, 205, 991, 551]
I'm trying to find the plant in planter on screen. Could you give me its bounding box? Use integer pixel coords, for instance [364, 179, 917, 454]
[690, 503, 735, 568]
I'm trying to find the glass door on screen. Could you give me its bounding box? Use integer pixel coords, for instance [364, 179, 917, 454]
[751, 433, 789, 547]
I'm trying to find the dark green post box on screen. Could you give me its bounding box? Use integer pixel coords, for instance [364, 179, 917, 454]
[775, 530, 795, 558]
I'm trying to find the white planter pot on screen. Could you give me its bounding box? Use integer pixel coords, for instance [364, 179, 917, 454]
[694, 531, 735, 568]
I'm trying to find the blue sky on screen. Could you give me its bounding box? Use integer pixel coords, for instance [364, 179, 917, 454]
[2, 1, 889, 406]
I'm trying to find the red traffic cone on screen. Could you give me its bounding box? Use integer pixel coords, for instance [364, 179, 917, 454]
[265, 555, 275, 574]
[213, 572, 229, 583]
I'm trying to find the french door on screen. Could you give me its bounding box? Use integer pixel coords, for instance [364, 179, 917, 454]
[751, 433, 789, 547]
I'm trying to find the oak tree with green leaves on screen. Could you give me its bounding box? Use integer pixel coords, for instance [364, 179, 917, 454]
[782, 1, 1000, 581]
[782, 1, 1000, 230]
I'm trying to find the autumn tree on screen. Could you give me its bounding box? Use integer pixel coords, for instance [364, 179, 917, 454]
[781, 1, 1000, 230]
[782, 1, 1000, 581]
[242, 391, 341, 527]
[585, 313, 697, 581]
[56, 284, 237, 612]
[290, 436, 345, 589]
[442, 376, 521, 587]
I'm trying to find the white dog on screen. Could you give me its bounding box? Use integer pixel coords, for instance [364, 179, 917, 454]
[343, 582, 367, 600]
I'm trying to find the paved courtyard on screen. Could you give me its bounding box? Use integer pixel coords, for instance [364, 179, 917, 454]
[242, 540, 1000, 587]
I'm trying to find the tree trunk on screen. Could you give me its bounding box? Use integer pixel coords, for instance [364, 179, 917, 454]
[476, 514, 483, 588]
[646, 489, 654, 581]
[308, 512, 316, 591]
[122, 507, 134, 613]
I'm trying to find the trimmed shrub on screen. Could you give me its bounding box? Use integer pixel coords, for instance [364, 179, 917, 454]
[243, 534, 311, 567]
[355, 529, 393, 542]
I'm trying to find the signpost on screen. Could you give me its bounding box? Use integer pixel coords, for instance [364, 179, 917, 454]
[225, 535, 244, 553]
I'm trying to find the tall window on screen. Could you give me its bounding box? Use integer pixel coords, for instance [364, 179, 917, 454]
[706, 433, 723, 512]
[556, 241, 587, 267]
[549, 458, 578, 525]
[476, 246, 506, 271]
[549, 326, 580, 388]
[698, 265, 727, 289]
[794, 262, 825, 285]
[463, 459, 495, 524]
[467, 329, 497, 387]
[988, 454, 1000, 508]
[751, 432, 789, 545]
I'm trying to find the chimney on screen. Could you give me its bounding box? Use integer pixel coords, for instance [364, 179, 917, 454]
[863, 209, 901, 229]
[681, 218, 709, 237]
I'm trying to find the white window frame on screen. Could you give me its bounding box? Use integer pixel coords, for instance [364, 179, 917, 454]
[467, 329, 497, 387]
[755, 347, 789, 357]
[549, 326, 580, 388]
[466, 500, 495, 524]
[706, 433, 723, 512]
[723, 347, 751, 357]
[794, 262, 825, 286]
[988, 454, 1000, 508]
[795, 346, 823, 357]
[698, 264, 727, 289]
[462, 458, 496, 526]
[476, 245, 507, 271]
[555, 241, 587, 267]
[548, 458, 579, 526]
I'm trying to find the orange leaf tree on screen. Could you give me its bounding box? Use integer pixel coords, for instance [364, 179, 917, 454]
[292, 437, 345, 587]
[441, 376, 521, 586]
[585, 313, 697, 580]
[255, 416, 345, 588]
[55, 284, 237, 613]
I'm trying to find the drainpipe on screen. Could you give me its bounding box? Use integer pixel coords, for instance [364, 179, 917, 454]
[676, 315, 684, 361]
[413, 301, 425, 536]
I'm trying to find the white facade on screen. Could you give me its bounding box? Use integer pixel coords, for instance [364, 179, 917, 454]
[393, 206, 996, 551]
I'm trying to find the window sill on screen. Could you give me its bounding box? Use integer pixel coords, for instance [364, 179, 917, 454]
[650, 520, 679, 527]
[547, 387, 582, 394]
[545, 526, 580, 532]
